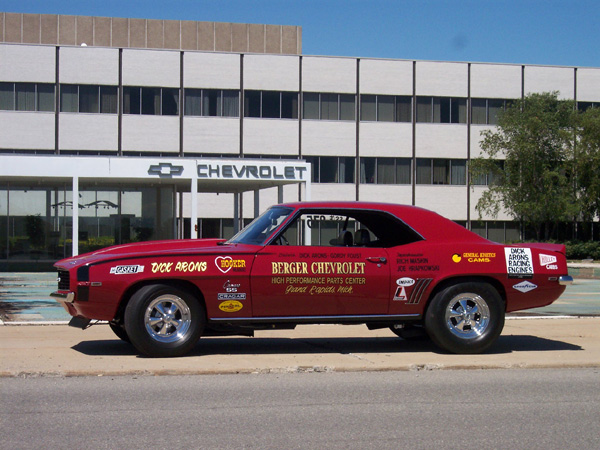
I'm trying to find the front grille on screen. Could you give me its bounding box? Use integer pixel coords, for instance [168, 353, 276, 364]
[57, 270, 70, 290]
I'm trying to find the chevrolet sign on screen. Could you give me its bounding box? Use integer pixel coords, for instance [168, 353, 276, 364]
[198, 163, 307, 180]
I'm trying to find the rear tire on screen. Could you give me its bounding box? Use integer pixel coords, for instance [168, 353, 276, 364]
[108, 321, 130, 343]
[425, 282, 504, 354]
[124, 284, 205, 357]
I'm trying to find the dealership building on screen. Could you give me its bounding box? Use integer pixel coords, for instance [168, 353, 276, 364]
[1, 12, 599, 270]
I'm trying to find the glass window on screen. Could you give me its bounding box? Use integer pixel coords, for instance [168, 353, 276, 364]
[433, 159, 450, 184]
[0, 82, 14, 110]
[361, 95, 376, 121]
[60, 85, 79, 112]
[360, 157, 376, 184]
[184, 89, 202, 116]
[37, 84, 55, 112]
[320, 156, 338, 183]
[339, 157, 355, 183]
[222, 90, 239, 117]
[488, 99, 504, 125]
[471, 98, 487, 124]
[79, 85, 99, 113]
[451, 160, 466, 185]
[452, 98, 467, 123]
[203, 89, 221, 116]
[244, 90, 261, 117]
[378, 96, 395, 122]
[471, 221, 486, 238]
[123, 87, 140, 114]
[396, 159, 411, 184]
[261, 91, 280, 118]
[16, 83, 36, 111]
[340, 94, 355, 121]
[305, 156, 319, 182]
[439, 97, 451, 123]
[161, 88, 179, 115]
[416, 97, 432, 122]
[396, 96, 412, 122]
[303, 93, 319, 119]
[416, 158, 431, 184]
[281, 92, 298, 119]
[377, 158, 395, 183]
[487, 222, 505, 243]
[141, 87, 160, 115]
[321, 94, 338, 120]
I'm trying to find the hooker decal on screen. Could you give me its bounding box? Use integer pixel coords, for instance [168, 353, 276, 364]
[215, 256, 246, 273]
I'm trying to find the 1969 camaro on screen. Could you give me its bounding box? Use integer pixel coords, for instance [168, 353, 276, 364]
[52, 202, 573, 357]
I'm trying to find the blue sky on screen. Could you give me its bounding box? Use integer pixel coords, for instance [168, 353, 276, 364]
[1, 0, 598, 67]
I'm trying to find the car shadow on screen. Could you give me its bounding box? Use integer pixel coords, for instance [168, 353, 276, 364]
[71, 334, 582, 357]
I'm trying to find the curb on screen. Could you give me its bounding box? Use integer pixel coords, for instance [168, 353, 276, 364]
[2, 362, 600, 379]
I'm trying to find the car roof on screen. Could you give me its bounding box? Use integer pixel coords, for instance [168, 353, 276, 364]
[278, 201, 489, 243]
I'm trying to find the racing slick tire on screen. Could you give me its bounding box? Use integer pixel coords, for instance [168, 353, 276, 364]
[108, 321, 130, 343]
[424, 281, 504, 354]
[124, 284, 205, 358]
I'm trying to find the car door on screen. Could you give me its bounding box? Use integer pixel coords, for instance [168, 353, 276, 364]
[250, 213, 390, 317]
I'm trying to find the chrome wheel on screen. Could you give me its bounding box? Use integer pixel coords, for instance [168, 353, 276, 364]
[144, 294, 192, 343]
[445, 292, 490, 339]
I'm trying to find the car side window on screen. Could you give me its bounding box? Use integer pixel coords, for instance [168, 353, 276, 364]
[271, 210, 422, 248]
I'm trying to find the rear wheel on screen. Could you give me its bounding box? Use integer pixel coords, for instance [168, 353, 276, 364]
[108, 321, 130, 343]
[424, 282, 504, 354]
[124, 284, 205, 357]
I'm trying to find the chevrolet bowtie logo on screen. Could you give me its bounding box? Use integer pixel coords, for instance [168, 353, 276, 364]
[148, 163, 184, 178]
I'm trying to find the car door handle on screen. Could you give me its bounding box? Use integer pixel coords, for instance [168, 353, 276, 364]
[366, 256, 387, 264]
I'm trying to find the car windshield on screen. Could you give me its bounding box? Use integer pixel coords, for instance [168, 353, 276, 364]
[226, 206, 294, 245]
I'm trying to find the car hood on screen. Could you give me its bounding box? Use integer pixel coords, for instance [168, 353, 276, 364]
[54, 239, 257, 268]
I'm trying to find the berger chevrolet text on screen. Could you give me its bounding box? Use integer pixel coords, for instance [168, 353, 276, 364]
[51, 202, 573, 357]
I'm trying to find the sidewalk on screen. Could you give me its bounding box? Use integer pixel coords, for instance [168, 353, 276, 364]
[1, 318, 599, 377]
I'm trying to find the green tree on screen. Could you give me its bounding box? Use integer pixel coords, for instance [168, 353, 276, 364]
[574, 106, 600, 227]
[470, 92, 579, 240]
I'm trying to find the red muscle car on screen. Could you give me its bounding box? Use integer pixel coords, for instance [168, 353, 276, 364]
[51, 202, 573, 357]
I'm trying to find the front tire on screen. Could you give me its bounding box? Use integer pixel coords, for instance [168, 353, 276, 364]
[124, 284, 205, 357]
[425, 282, 504, 354]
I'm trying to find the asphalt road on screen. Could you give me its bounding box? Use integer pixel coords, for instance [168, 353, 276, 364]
[1, 368, 599, 449]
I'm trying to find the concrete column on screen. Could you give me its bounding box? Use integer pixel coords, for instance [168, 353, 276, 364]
[233, 193, 240, 234]
[72, 176, 79, 256]
[190, 179, 198, 239]
[254, 190, 260, 218]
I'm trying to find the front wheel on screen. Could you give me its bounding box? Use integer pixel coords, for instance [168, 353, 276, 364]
[124, 284, 205, 357]
[424, 282, 504, 354]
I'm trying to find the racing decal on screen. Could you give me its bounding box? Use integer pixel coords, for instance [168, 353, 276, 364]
[396, 254, 440, 273]
[270, 261, 366, 295]
[215, 256, 246, 273]
[505, 248, 534, 277]
[217, 293, 247, 300]
[150, 261, 207, 273]
[223, 280, 241, 292]
[393, 277, 415, 301]
[110, 265, 144, 274]
[218, 300, 244, 312]
[539, 254, 558, 270]
[452, 252, 496, 263]
[393, 278, 432, 304]
[512, 280, 538, 293]
[271, 261, 365, 275]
